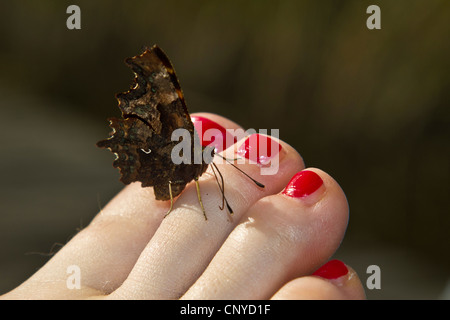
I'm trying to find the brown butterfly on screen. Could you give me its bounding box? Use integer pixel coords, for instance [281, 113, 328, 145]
[97, 45, 263, 220]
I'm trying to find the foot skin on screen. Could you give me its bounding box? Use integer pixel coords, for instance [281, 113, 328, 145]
[1, 113, 365, 300]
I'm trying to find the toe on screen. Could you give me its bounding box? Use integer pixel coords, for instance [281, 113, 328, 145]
[182, 168, 349, 299]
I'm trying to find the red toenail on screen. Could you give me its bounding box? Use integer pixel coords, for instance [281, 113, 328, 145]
[312, 260, 348, 279]
[191, 116, 237, 152]
[237, 133, 282, 165]
[282, 170, 323, 198]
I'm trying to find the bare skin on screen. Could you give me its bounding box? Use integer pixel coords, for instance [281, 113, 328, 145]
[1, 113, 365, 300]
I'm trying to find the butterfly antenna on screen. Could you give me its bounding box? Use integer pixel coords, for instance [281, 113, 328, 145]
[216, 155, 240, 161]
[216, 154, 265, 188]
[211, 162, 233, 214]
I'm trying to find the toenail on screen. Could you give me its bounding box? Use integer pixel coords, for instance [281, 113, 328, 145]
[312, 259, 349, 280]
[191, 116, 237, 152]
[236, 133, 282, 165]
[282, 170, 324, 198]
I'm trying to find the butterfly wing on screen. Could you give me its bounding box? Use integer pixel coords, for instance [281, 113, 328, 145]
[97, 45, 208, 200]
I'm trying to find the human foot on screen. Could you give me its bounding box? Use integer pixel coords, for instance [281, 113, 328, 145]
[1, 113, 365, 300]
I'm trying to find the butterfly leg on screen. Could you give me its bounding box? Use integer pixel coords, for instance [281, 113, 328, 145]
[211, 162, 233, 215]
[164, 181, 174, 218]
[194, 177, 207, 220]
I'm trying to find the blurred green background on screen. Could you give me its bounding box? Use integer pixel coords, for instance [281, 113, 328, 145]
[0, 0, 448, 299]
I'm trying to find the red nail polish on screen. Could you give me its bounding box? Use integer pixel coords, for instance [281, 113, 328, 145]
[191, 116, 237, 152]
[313, 260, 348, 279]
[282, 170, 323, 198]
[237, 134, 282, 165]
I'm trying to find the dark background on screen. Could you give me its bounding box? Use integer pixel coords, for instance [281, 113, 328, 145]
[0, 0, 448, 299]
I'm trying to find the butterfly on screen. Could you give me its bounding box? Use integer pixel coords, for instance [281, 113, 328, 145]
[97, 45, 263, 220]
